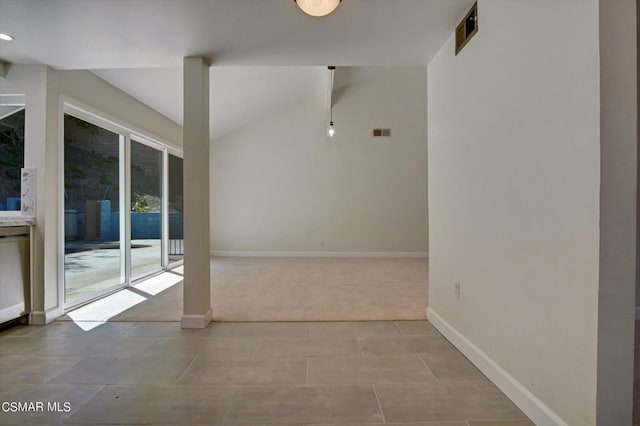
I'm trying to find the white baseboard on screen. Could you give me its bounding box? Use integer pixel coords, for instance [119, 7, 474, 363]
[211, 250, 429, 258]
[426, 307, 567, 426]
[29, 306, 64, 325]
[635, 306, 640, 320]
[181, 309, 212, 329]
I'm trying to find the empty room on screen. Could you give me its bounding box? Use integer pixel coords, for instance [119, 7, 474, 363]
[0, 0, 637, 425]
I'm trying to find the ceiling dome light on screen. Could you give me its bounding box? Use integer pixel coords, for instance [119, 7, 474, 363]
[294, 0, 342, 17]
[0, 33, 14, 41]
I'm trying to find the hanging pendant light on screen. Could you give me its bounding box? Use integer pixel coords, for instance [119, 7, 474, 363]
[294, 0, 342, 17]
[328, 66, 336, 138]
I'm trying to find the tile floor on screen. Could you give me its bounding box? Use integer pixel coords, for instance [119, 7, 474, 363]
[0, 320, 533, 425]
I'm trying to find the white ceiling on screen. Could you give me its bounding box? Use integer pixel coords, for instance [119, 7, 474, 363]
[92, 65, 395, 135]
[0, 0, 472, 134]
[209, 66, 328, 138]
[91, 68, 184, 125]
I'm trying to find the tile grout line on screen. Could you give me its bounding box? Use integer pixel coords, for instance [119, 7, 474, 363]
[220, 387, 240, 426]
[371, 383, 387, 423]
[466, 417, 530, 423]
[467, 416, 532, 422]
[305, 358, 309, 384]
[43, 354, 87, 384]
[138, 335, 166, 357]
[173, 355, 199, 384]
[8, 324, 41, 338]
[120, 321, 143, 338]
[419, 355, 440, 384]
[356, 336, 365, 357]
[63, 383, 107, 423]
[113, 321, 139, 338]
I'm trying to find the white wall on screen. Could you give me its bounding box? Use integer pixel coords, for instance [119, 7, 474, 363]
[210, 67, 428, 254]
[596, 0, 636, 422]
[1, 65, 182, 322]
[427, 1, 603, 424]
[0, 64, 48, 317]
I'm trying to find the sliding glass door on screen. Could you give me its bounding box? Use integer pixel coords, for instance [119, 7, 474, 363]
[63, 109, 183, 307]
[130, 140, 163, 279]
[168, 154, 184, 264]
[63, 114, 125, 305]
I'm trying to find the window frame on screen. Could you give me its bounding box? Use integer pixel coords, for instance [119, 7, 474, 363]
[60, 98, 183, 310]
[0, 94, 27, 218]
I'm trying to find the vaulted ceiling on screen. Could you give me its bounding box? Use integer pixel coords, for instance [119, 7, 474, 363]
[0, 0, 472, 134]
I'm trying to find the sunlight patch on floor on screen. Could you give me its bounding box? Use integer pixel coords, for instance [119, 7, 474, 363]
[65, 321, 106, 331]
[133, 272, 182, 296]
[67, 290, 147, 323]
[65, 269, 184, 326]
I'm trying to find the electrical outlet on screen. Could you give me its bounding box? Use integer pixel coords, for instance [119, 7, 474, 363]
[454, 282, 461, 300]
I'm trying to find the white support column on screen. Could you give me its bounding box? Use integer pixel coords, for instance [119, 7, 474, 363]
[181, 56, 212, 328]
[596, 0, 637, 423]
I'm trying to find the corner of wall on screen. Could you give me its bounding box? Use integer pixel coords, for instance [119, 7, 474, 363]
[427, 308, 567, 425]
[29, 306, 64, 325]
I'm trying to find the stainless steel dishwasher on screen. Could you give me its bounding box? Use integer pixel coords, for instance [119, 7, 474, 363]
[0, 225, 30, 324]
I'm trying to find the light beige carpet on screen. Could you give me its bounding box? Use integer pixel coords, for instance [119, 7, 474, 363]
[66, 257, 429, 322]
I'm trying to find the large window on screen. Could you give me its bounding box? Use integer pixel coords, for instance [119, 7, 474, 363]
[0, 103, 25, 212]
[63, 108, 183, 307]
[64, 114, 124, 304]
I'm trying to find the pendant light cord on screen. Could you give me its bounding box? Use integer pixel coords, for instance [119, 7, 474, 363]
[329, 66, 335, 123]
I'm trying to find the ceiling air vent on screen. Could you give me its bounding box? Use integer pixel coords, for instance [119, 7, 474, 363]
[455, 2, 478, 55]
[373, 129, 391, 137]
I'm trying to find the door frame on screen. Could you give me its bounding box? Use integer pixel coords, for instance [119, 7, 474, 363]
[60, 99, 183, 310]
